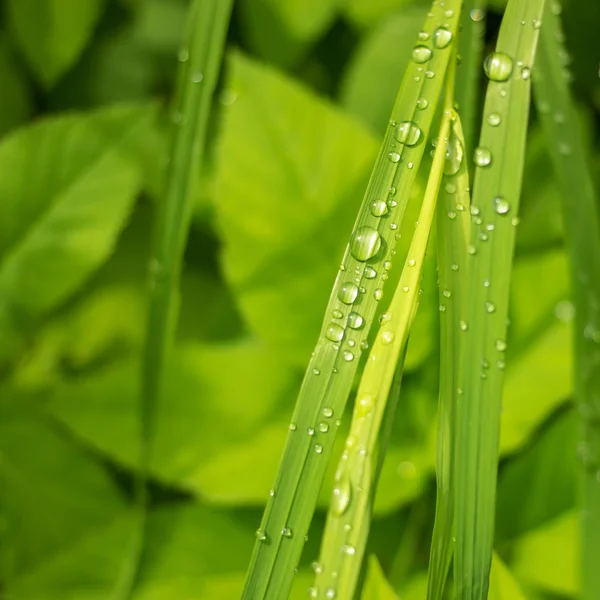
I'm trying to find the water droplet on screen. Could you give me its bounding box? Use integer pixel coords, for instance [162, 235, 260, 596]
[338, 282, 359, 304]
[314, 444, 323, 454]
[395, 121, 422, 146]
[418, 31, 429, 41]
[425, 70, 435, 79]
[343, 351, 354, 362]
[433, 27, 453, 49]
[256, 528, 267, 541]
[451, 264, 459, 271]
[351, 227, 382, 261]
[342, 544, 356, 556]
[412, 45, 432, 64]
[468, 245, 477, 255]
[496, 339, 507, 352]
[494, 196, 510, 215]
[388, 151, 401, 163]
[486, 302, 496, 313]
[331, 476, 351, 516]
[381, 331, 395, 345]
[347, 312, 364, 329]
[178, 48, 189, 62]
[443, 289, 452, 298]
[445, 182, 457, 194]
[371, 200, 388, 217]
[374, 288, 384, 301]
[555, 300, 576, 322]
[307, 428, 315, 436]
[470, 8, 485, 21]
[444, 130, 464, 175]
[269, 488, 276, 497]
[408, 259, 416, 267]
[325, 589, 337, 599]
[521, 66, 532, 80]
[282, 527, 293, 538]
[312, 368, 320, 376]
[460, 320, 469, 331]
[416, 97, 429, 110]
[444, 9, 454, 17]
[474, 147, 492, 167]
[332, 309, 343, 319]
[319, 422, 329, 434]
[484, 52, 514, 81]
[487, 112, 501, 126]
[326, 322, 345, 342]
[308, 586, 318, 598]
[289, 423, 297, 431]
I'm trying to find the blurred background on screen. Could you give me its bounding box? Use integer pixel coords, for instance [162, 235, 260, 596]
[0, 0, 598, 598]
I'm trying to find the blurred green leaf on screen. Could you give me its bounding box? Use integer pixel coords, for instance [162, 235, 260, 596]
[341, 6, 427, 133]
[49, 340, 296, 504]
[512, 511, 579, 597]
[0, 34, 32, 137]
[7, 0, 105, 87]
[238, 0, 340, 66]
[361, 555, 399, 599]
[488, 554, 527, 600]
[0, 105, 156, 358]
[0, 402, 125, 581]
[343, 0, 423, 28]
[496, 408, 578, 543]
[214, 51, 378, 367]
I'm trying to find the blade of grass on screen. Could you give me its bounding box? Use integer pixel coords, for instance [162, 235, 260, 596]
[242, 3, 461, 599]
[455, 0, 487, 151]
[533, 4, 600, 598]
[453, 1, 545, 598]
[119, 1, 233, 598]
[427, 111, 471, 600]
[313, 101, 454, 600]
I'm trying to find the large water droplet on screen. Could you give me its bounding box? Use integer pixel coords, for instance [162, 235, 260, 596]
[370, 200, 388, 217]
[433, 27, 453, 49]
[416, 97, 429, 110]
[351, 226, 382, 261]
[331, 475, 352, 516]
[494, 196, 510, 215]
[338, 282, 359, 304]
[412, 45, 432, 63]
[484, 52, 514, 81]
[474, 147, 492, 167]
[444, 129, 464, 175]
[326, 322, 345, 342]
[395, 121, 421, 146]
[347, 312, 364, 329]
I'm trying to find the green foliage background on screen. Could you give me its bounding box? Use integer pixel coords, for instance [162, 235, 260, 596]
[0, 0, 597, 598]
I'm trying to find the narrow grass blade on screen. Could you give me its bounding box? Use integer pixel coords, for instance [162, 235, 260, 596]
[124, 0, 233, 597]
[313, 105, 454, 600]
[427, 112, 471, 600]
[533, 4, 600, 598]
[242, 3, 461, 599]
[453, 1, 545, 598]
[455, 0, 487, 151]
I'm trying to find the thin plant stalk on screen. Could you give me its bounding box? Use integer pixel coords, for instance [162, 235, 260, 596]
[119, 1, 233, 598]
[533, 3, 600, 597]
[242, 3, 461, 598]
[453, 0, 545, 597]
[313, 102, 454, 600]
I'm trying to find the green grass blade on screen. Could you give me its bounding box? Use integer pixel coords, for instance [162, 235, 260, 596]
[453, 1, 545, 598]
[313, 104, 453, 600]
[242, 3, 462, 599]
[125, 0, 233, 597]
[427, 111, 471, 600]
[533, 4, 600, 598]
[455, 0, 487, 151]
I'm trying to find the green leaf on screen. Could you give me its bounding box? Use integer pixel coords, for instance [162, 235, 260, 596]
[7, 503, 255, 600]
[512, 511, 579, 596]
[7, 0, 105, 87]
[361, 556, 399, 600]
[238, 0, 340, 66]
[49, 341, 296, 504]
[343, 0, 421, 28]
[488, 554, 527, 600]
[0, 402, 126, 581]
[0, 105, 156, 359]
[341, 6, 428, 134]
[215, 51, 379, 366]
[0, 35, 32, 137]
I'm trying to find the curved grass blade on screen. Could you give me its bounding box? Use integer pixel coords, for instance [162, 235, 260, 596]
[312, 105, 454, 600]
[242, 3, 461, 599]
[453, 1, 545, 597]
[427, 112, 471, 600]
[533, 4, 600, 598]
[455, 0, 487, 151]
[121, 1, 234, 598]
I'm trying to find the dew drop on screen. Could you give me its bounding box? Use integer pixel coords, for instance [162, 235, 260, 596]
[364, 266, 377, 279]
[388, 151, 401, 163]
[460, 320, 469, 331]
[487, 112, 501, 126]
[331, 476, 352, 516]
[485, 302, 496, 313]
[416, 97, 429, 110]
[326, 322, 345, 342]
[312, 368, 320, 376]
[289, 422, 297, 431]
[374, 288, 384, 301]
[256, 528, 267, 541]
[381, 331, 395, 345]
[395, 121, 422, 146]
[338, 282, 359, 304]
[494, 196, 510, 215]
[470, 8, 485, 21]
[319, 422, 329, 433]
[325, 589, 337, 599]
[474, 146, 492, 167]
[332, 309, 343, 319]
[412, 45, 432, 64]
[496, 339, 507, 352]
[371, 200, 388, 217]
[323, 407, 334, 418]
[521, 66, 532, 79]
[347, 312, 364, 329]
[343, 351, 354, 362]
[308, 586, 318, 598]
[433, 27, 453, 49]
[178, 48, 189, 62]
[444, 130, 464, 175]
[281, 527, 293, 538]
[314, 444, 323, 454]
[484, 52, 514, 81]
[351, 226, 382, 261]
